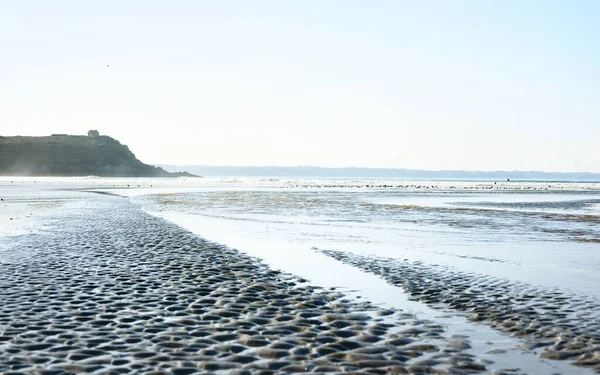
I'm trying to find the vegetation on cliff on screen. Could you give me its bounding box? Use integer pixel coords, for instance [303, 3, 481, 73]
[0, 131, 194, 177]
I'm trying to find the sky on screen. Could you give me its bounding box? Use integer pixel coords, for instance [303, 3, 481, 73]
[1, 1, 599, 172]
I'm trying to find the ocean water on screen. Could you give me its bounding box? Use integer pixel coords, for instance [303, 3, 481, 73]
[3, 176, 599, 299]
[130, 185, 600, 299]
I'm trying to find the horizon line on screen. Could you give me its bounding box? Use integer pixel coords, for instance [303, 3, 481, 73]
[154, 164, 600, 176]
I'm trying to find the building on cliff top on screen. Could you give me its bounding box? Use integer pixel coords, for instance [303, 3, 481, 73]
[88, 130, 100, 137]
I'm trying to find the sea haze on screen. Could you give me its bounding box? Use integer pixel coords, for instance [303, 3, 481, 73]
[158, 165, 600, 181]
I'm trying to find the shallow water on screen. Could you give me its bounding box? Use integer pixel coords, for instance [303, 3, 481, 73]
[4, 177, 599, 297]
[1, 178, 598, 372]
[131, 187, 600, 299]
[122, 183, 600, 373]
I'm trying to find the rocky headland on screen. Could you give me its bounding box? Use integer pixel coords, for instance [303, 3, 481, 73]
[0, 131, 194, 177]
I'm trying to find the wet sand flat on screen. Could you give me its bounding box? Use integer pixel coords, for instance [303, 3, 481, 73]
[318, 250, 600, 373]
[0, 192, 500, 374]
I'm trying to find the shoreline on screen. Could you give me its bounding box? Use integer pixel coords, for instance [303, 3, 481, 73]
[0, 192, 491, 374]
[0, 187, 597, 373]
[5, 176, 600, 192]
[141, 201, 597, 374]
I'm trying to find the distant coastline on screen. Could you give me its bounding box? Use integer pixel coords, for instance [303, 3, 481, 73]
[158, 165, 600, 182]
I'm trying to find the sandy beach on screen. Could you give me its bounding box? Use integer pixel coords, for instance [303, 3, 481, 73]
[318, 250, 600, 371]
[1, 180, 599, 374]
[0, 190, 491, 374]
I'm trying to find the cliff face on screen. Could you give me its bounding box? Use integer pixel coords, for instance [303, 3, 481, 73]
[0, 134, 193, 177]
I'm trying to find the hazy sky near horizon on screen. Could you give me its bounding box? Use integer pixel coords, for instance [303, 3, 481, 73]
[1, 1, 599, 172]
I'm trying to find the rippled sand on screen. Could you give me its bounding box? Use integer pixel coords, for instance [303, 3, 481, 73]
[318, 249, 600, 372]
[0, 192, 500, 374]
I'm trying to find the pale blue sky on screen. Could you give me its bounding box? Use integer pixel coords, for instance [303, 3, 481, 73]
[1, 1, 599, 171]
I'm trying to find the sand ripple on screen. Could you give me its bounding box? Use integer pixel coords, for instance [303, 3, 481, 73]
[0, 195, 498, 374]
[318, 249, 600, 372]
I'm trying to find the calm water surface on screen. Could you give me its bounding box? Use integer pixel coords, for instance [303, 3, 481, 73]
[134, 188, 600, 299]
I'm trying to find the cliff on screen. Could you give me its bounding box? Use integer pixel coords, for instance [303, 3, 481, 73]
[0, 132, 194, 177]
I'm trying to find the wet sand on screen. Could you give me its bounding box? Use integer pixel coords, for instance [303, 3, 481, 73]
[0, 192, 501, 374]
[318, 250, 600, 372]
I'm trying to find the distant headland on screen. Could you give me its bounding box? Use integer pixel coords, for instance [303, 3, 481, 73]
[0, 130, 195, 177]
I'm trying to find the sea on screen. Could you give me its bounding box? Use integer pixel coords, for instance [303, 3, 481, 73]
[122, 177, 600, 298]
